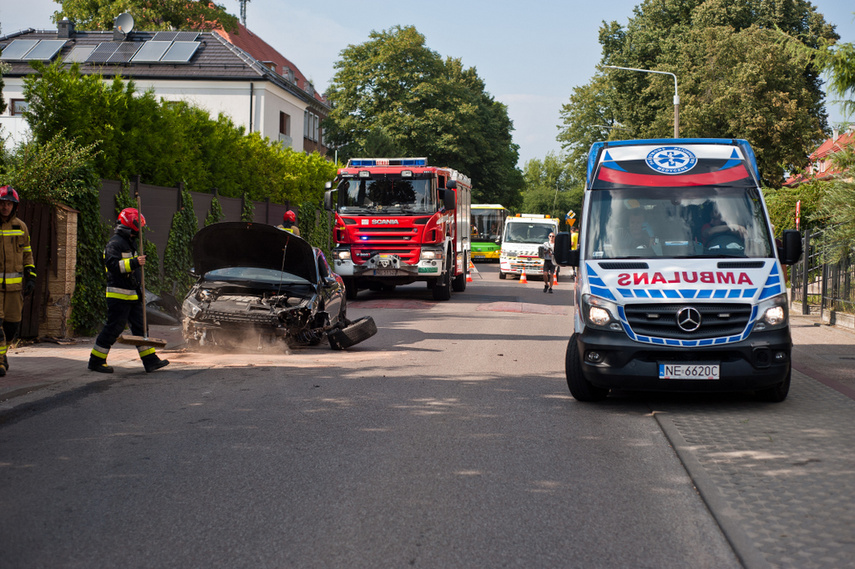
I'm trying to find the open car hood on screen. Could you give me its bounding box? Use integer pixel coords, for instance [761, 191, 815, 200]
[192, 222, 316, 282]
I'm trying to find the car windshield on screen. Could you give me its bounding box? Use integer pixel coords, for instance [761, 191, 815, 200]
[586, 186, 773, 260]
[338, 176, 434, 214]
[504, 222, 556, 244]
[204, 267, 312, 285]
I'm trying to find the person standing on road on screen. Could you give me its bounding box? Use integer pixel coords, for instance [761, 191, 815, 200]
[88, 208, 169, 374]
[541, 232, 556, 293]
[0, 186, 37, 377]
[278, 210, 301, 236]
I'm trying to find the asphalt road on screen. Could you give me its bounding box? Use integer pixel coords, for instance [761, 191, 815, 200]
[0, 264, 744, 568]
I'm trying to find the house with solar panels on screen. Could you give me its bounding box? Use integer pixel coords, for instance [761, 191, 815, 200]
[0, 18, 330, 157]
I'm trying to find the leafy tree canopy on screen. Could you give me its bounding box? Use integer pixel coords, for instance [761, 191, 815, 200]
[559, 0, 840, 187]
[520, 153, 583, 230]
[324, 25, 524, 209]
[51, 0, 238, 32]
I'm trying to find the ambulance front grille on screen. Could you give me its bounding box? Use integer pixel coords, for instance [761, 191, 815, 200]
[624, 303, 752, 340]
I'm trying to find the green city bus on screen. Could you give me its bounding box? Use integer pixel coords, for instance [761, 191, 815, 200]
[470, 204, 509, 261]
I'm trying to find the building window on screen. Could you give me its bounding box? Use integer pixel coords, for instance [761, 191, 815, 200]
[304, 110, 320, 142]
[10, 99, 28, 116]
[280, 112, 290, 136]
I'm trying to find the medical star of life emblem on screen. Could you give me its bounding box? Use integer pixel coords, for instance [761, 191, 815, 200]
[646, 146, 697, 174]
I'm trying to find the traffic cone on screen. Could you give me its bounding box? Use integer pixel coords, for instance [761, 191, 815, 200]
[466, 270, 473, 283]
[519, 268, 528, 284]
[553, 272, 559, 286]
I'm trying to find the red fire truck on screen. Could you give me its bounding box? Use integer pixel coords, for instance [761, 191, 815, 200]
[323, 157, 472, 300]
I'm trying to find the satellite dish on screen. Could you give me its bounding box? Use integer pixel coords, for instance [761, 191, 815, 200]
[114, 12, 135, 35]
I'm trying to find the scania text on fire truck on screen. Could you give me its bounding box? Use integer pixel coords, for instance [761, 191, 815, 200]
[323, 158, 472, 301]
[499, 214, 559, 279]
[553, 139, 803, 402]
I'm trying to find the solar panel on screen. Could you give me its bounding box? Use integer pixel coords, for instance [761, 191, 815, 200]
[22, 39, 67, 61]
[152, 31, 178, 42]
[86, 42, 120, 63]
[64, 46, 95, 63]
[131, 41, 171, 62]
[0, 39, 39, 60]
[107, 42, 141, 63]
[160, 41, 200, 63]
[174, 32, 199, 42]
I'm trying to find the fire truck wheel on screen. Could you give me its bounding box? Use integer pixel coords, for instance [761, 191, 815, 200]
[565, 334, 609, 402]
[452, 268, 466, 292]
[328, 316, 378, 350]
[432, 256, 452, 300]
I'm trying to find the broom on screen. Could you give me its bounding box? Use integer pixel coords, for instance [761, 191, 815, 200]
[116, 186, 167, 348]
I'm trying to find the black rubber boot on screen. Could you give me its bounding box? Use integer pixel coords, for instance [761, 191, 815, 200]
[142, 353, 170, 373]
[0, 353, 7, 372]
[88, 354, 114, 373]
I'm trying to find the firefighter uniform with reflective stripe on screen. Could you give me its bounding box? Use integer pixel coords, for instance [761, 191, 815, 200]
[89, 223, 167, 373]
[0, 215, 36, 374]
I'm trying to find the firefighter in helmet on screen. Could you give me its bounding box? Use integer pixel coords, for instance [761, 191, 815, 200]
[0, 185, 36, 377]
[88, 208, 169, 373]
[277, 210, 300, 236]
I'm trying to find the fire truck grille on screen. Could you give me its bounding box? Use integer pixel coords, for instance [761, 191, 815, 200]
[624, 303, 752, 340]
[352, 247, 420, 265]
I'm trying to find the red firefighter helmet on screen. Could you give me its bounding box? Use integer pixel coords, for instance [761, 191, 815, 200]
[0, 185, 20, 203]
[118, 207, 146, 231]
[283, 210, 297, 224]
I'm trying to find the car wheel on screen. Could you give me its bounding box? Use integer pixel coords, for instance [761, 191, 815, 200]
[565, 333, 608, 402]
[328, 316, 378, 350]
[755, 365, 791, 402]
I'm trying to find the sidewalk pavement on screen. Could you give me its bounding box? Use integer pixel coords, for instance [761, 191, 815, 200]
[1, 314, 854, 403]
[0, 324, 186, 402]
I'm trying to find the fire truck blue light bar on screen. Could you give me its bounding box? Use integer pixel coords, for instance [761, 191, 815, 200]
[347, 158, 427, 167]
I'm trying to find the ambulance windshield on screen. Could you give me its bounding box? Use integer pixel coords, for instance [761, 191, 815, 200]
[586, 186, 774, 260]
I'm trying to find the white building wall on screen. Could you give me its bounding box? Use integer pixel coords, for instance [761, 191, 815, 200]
[1, 77, 312, 153]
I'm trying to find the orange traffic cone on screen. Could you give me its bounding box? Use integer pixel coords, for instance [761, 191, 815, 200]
[519, 268, 528, 283]
[466, 271, 473, 283]
[553, 272, 559, 286]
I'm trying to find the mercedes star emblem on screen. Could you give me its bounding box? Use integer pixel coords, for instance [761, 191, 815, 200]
[676, 307, 702, 332]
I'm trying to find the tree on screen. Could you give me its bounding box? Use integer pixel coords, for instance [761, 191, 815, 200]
[521, 153, 583, 229]
[52, 0, 238, 32]
[324, 25, 524, 209]
[558, 0, 840, 187]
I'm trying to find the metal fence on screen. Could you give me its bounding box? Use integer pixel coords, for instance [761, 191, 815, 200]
[790, 227, 855, 320]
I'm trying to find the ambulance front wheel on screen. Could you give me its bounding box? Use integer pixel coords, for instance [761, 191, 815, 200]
[755, 365, 791, 403]
[565, 334, 609, 402]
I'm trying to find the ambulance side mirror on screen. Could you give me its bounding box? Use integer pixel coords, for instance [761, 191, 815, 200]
[778, 229, 803, 265]
[553, 232, 578, 266]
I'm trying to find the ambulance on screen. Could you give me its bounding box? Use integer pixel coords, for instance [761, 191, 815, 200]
[554, 139, 802, 402]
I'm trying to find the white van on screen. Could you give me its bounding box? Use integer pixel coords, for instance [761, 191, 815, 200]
[499, 214, 559, 279]
[554, 139, 802, 402]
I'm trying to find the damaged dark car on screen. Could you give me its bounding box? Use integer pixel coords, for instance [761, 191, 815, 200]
[182, 222, 376, 350]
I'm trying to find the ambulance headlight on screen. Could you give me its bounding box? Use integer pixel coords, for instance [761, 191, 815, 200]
[755, 294, 788, 330]
[582, 294, 620, 330]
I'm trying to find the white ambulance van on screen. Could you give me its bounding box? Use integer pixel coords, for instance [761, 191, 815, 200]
[554, 139, 802, 402]
[499, 214, 559, 279]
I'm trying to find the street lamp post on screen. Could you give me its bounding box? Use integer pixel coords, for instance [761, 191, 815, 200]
[604, 65, 680, 138]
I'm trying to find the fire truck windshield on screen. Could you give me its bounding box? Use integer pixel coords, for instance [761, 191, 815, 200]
[338, 176, 434, 214]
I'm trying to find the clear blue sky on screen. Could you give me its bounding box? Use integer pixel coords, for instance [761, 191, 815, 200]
[2, 0, 853, 166]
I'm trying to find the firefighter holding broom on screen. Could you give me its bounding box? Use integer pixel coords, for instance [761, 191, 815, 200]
[88, 208, 169, 373]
